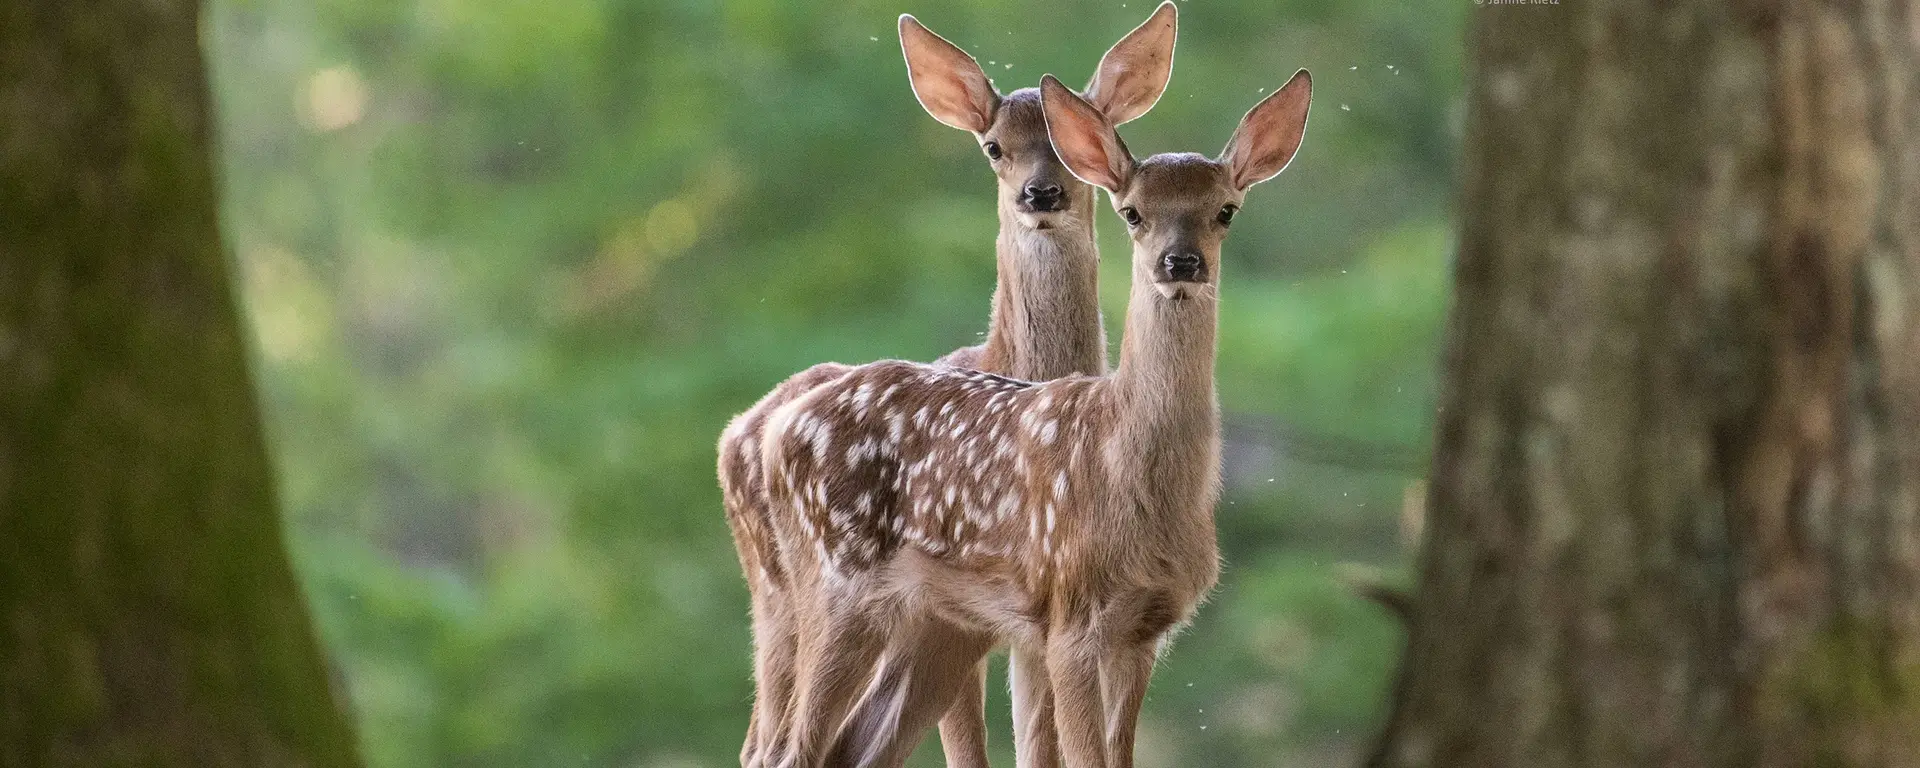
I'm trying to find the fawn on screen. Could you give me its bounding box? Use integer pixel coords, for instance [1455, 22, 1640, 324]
[756, 70, 1312, 768]
[718, 5, 1177, 766]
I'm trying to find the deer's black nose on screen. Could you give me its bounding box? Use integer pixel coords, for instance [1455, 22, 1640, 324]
[1022, 183, 1065, 212]
[1161, 251, 1205, 282]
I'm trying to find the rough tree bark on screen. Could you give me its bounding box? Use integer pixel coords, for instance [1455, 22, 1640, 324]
[1370, 1, 1920, 767]
[0, 0, 362, 765]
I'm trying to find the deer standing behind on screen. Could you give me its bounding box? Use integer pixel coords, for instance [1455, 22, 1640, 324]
[757, 70, 1312, 768]
[717, 6, 1178, 767]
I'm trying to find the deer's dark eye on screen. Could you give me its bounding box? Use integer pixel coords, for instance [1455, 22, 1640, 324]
[1218, 204, 1239, 227]
[1120, 207, 1143, 227]
[983, 141, 1002, 160]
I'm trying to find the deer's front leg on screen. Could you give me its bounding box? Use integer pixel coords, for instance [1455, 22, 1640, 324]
[1096, 641, 1156, 768]
[1010, 643, 1060, 768]
[1045, 632, 1108, 768]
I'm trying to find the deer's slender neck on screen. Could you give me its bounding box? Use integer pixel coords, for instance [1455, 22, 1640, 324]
[978, 203, 1107, 381]
[1110, 262, 1220, 454]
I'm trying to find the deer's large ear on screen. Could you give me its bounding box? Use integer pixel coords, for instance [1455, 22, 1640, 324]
[1083, 0, 1177, 125]
[900, 15, 999, 133]
[1220, 69, 1311, 190]
[1041, 74, 1133, 193]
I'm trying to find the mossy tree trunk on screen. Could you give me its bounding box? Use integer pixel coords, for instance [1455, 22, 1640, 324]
[0, 0, 361, 765]
[1370, 1, 1920, 766]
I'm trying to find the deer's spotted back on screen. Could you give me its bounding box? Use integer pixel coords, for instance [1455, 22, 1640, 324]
[718, 362, 853, 589]
[763, 360, 1105, 580]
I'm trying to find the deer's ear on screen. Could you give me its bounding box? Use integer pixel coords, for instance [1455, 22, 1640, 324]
[1041, 75, 1132, 193]
[1084, 0, 1176, 125]
[900, 15, 999, 133]
[1220, 69, 1311, 190]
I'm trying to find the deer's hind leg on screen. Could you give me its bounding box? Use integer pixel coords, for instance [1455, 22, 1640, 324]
[935, 660, 990, 768]
[745, 583, 799, 767]
[1010, 643, 1061, 768]
[777, 583, 888, 768]
[828, 620, 994, 768]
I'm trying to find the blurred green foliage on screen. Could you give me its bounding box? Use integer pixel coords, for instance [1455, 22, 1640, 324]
[206, 0, 1461, 764]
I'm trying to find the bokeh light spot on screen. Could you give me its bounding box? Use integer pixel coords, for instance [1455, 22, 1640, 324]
[645, 198, 698, 255]
[303, 66, 366, 132]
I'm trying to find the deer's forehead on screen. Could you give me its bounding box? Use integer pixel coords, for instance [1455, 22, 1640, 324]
[1126, 154, 1229, 207]
[988, 89, 1051, 148]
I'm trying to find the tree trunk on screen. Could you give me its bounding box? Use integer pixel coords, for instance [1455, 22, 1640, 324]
[0, 1, 362, 765]
[1371, 1, 1920, 767]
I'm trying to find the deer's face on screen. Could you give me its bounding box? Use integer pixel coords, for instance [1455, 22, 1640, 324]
[978, 89, 1092, 230]
[1040, 68, 1312, 301]
[1110, 155, 1239, 300]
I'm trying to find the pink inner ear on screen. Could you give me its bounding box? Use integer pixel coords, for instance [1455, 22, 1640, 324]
[1229, 76, 1310, 188]
[1085, 2, 1176, 125]
[929, 74, 992, 131]
[1043, 74, 1134, 191]
[903, 21, 996, 132]
[1047, 89, 1120, 189]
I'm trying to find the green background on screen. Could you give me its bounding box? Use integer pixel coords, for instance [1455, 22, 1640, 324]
[205, 0, 1463, 764]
